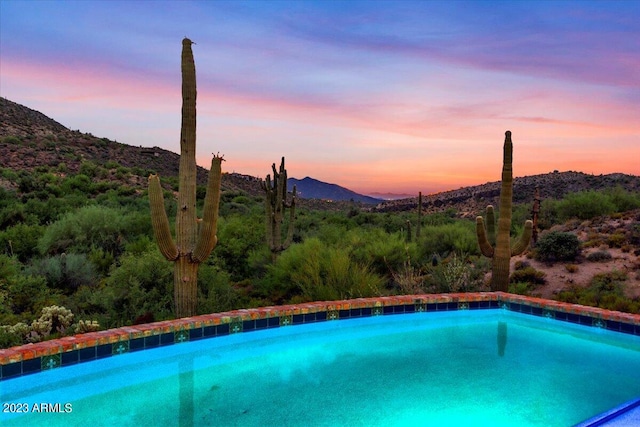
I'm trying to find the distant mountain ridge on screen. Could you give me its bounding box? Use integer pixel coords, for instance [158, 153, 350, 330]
[1, 97, 639, 215]
[372, 171, 640, 217]
[289, 177, 382, 204]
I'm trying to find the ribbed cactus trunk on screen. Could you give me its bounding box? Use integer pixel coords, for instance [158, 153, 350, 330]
[531, 187, 540, 247]
[261, 157, 296, 261]
[148, 38, 223, 318]
[476, 131, 532, 292]
[416, 191, 422, 238]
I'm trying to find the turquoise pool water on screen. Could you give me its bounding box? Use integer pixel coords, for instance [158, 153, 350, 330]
[2, 310, 640, 426]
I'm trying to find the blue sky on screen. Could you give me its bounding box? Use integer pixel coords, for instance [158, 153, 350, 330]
[1, 0, 638, 195]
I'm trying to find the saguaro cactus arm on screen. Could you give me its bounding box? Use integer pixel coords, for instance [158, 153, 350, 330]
[193, 154, 224, 262]
[511, 220, 533, 256]
[476, 216, 494, 258]
[149, 174, 179, 261]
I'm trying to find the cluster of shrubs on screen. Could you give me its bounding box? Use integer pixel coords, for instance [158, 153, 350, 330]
[0, 305, 99, 348]
[557, 271, 640, 314]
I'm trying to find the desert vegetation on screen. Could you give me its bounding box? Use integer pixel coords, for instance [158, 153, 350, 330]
[1, 154, 640, 348]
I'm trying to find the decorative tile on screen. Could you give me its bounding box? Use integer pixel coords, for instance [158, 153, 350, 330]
[415, 303, 426, 312]
[458, 302, 469, 310]
[327, 310, 339, 320]
[280, 315, 293, 327]
[372, 306, 383, 316]
[230, 320, 243, 334]
[543, 309, 555, 319]
[112, 341, 129, 355]
[592, 318, 605, 329]
[174, 330, 189, 343]
[41, 354, 61, 371]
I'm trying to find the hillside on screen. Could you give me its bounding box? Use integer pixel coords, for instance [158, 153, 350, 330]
[0, 97, 264, 196]
[372, 171, 640, 217]
[1, 97, 639, 215]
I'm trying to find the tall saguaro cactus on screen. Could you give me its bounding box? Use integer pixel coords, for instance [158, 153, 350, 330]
[476, 131, 532, 292]
[261, 157, 296, 261]
[148, 38, 223, 318]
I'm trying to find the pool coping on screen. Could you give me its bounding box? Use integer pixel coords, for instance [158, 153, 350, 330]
[1, 292, 640, 382]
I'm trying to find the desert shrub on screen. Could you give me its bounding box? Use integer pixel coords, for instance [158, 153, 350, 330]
[509, 266, 546, 285]
[27, 253, 98, 292]
[586, 250, 612, 262]
[38, 205, 140, 255]
[556, 190, 616, 221]
[419, 222, 479, 258]
[564, 264, 578, 273]
[2, 135, 21, 144]
[605, 187, 640, 212]
[347, 228, 415, 277]
[557, 270, 638, 313]
[0, 223, 44, 261]
[535, 231, 581, 262]
[4, 273, 62, 319]
[61, 174, 93, 194]
[607, 233, 627, 248]
[391, 250, 426, 295]
[211, 214, 265, 281]
[97, 249, 174, 326]
[509, 282, 535, 296]
[429, 252, 474, 292]
[263, 238, 384, 304]
[197, 263, 239, 314]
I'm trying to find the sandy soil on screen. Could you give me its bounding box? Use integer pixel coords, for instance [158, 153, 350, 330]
[510, 247, 640, 299]
[505, 211, 640, 300]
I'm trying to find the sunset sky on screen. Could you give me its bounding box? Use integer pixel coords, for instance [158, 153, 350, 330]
[1, 1, 638, 196]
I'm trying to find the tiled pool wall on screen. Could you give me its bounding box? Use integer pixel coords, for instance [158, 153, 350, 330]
[1, 292, 640, 381]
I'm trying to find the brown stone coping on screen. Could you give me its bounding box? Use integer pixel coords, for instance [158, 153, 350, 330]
[1, 292, 639, 369]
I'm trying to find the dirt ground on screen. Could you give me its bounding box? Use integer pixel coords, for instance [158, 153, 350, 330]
[504, 210, 640, 300]
[510, 247, 640, 299]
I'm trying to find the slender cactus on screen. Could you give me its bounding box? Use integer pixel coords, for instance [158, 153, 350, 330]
[260, 157, 296, 261]
[148, 38, 223, 318]
[416, 191, 422, 238]
[531, 187, 540, 247]
[476, 131, 532, 291]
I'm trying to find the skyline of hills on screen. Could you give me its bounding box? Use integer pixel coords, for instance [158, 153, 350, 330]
[1, 97, 639, 214]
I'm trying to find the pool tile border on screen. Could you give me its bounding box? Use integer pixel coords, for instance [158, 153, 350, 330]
[2, 292, 640, 381]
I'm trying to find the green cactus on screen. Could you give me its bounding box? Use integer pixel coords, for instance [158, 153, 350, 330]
[476, 131, 532, 292]
[260, 157, 296, 261]
[531, 187, 541, 247]
[416, 191, 423, 238]
[148, 38, 223, 318]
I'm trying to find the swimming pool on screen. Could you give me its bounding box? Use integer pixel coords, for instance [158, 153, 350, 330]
[1, 293, 640, 426]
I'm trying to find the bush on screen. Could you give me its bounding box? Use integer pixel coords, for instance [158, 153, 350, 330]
[535, 231, 581, 262]
[557, 190, 616, 221]
[509, 266, 546, 285]
[263, 238, 385, 304]
[557, 270, 638, 313]
[586, 250, 612, 262]
[27, 253, 98, 293]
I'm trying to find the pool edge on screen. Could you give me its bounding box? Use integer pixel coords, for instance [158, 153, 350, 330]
[2, 292, 640, 382]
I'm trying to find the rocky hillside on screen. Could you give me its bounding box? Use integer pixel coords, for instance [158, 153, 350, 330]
[372, 172, 640, 217]
[1, 97, 638, 215]
[0, 97, 264, 196]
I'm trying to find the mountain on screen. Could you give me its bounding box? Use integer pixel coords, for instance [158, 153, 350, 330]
[288, 177, 382, 204]
[372, 171, 640, 217]
[1, 97, 639, 215]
